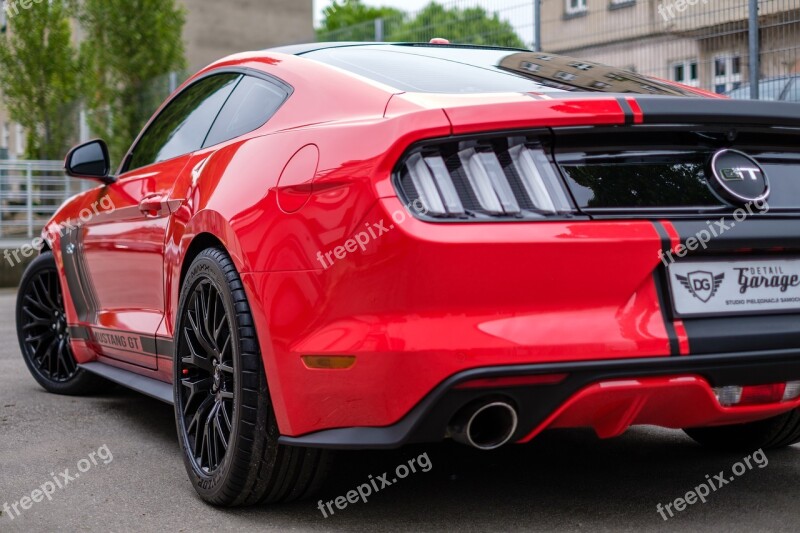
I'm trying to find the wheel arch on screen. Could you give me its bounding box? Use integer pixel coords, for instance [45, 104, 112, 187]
[172, 231, 286, 428]
[169, 209, 252, 332]
[178, 232, 226, 291]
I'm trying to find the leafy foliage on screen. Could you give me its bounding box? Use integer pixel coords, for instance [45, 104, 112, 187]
[317, 1, 525, 48]
[392, 3, 525, 48]
[317, 0, 405, 41]
[0, 0, 81, 159]
[78, 0, 187, 165]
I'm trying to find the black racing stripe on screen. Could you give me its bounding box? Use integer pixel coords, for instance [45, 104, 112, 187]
[140, 336, 158, 355]
[70, 323, 167, 358]
[156, 337, 175, 358]
[616, 97, 634, 126]
[651, 221, 680, 356]
[68, 326, 90, 340]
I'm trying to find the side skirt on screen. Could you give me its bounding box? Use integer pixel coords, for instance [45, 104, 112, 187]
[80, 361, 174, 405]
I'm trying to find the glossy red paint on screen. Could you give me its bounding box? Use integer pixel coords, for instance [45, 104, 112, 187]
[42, 47, 797, 444]
[242, 195, 676, 435]
[518, 376, 800, 442]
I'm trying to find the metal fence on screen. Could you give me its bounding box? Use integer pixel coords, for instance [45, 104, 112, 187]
[0, 160, 90, 240]
[317, 0, 800, 99]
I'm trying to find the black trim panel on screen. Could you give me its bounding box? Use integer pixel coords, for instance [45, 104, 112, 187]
[60, 228, 98, 323]
[683, 314, 800, 354]
[80, 362, 173, 404]
[278, 349, 800, 449]
[634, 97, 800, 128]
[671, 219, 800, 253]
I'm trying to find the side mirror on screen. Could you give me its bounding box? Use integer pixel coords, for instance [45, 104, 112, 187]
[65, 139, 116, 184]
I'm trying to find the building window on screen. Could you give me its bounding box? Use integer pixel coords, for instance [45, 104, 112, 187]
[671, 59, 699, 87]
[713, 55, 742, 94]
[1, 122, 9, 150]
[566, 0, 588, 16]
[15, 123, 24, 157]
[609, 0, 636, 9]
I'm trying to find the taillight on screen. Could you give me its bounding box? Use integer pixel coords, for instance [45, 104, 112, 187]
[714, 381, 800, 407]
[783, 381, 800, 401]
[395, 136, 573, 220]
[739, 384, 786, 406]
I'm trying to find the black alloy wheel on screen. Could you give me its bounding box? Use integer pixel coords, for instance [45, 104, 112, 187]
[174, 248, 331, 506]
[16, 252, 109, 395]
[177, 278, 235, 474]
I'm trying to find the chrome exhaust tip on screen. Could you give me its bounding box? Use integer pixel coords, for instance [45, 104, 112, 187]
[449, 400, 518, 450]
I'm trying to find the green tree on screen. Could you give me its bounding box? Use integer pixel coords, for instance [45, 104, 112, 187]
[78, 0, 187, 165]
[0, 0, 81, 159]
[317, 0, 405, 41]
[391, 3, 525, 48]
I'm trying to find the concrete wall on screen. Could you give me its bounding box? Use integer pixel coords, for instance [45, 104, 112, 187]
[542, 0, 661, 53]
[180, 0, 314, 71]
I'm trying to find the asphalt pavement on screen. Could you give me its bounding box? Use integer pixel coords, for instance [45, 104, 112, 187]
[0, 289, 798, 532]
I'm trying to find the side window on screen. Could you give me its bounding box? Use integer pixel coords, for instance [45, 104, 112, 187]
[203, 75, 288, 148]
[126, 73, 241, 171]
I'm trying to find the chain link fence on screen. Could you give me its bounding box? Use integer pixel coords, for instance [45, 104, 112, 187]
[317, 0, 800, 99]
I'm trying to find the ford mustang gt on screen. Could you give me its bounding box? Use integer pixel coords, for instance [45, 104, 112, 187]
[16, 42, 800, 506]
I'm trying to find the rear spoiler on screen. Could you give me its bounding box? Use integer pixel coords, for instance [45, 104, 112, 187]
[631, 96, 800, 129]
[387, 92, 800, 135]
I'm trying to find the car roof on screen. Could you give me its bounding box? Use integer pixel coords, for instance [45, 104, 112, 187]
[264, 42, 705, 98]
[268, 42, 530, 56]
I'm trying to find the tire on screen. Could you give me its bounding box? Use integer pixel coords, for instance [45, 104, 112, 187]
[174, 248, 331, 506]
[684, 409, 800, 451]
[15, 252, 110, 395]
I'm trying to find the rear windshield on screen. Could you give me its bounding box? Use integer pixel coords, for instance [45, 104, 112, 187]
[302, 45, 697, 96]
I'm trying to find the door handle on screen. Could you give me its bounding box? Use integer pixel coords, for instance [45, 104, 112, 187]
[139, 194, 185, 217]
[139, 194, 168, 217]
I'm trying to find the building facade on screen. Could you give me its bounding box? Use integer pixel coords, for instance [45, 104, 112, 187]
[0, 0, 313, 160]
[541, 0, 800, 94]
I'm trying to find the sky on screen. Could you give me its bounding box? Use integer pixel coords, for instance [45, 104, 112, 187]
[312, 0, 536, 46]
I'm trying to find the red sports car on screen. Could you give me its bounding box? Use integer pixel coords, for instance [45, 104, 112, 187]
[16, 42, 800, 506]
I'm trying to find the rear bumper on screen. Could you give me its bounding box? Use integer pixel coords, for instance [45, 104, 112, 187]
[242, 197, 800, 439]
[279, 349, 800, 449]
